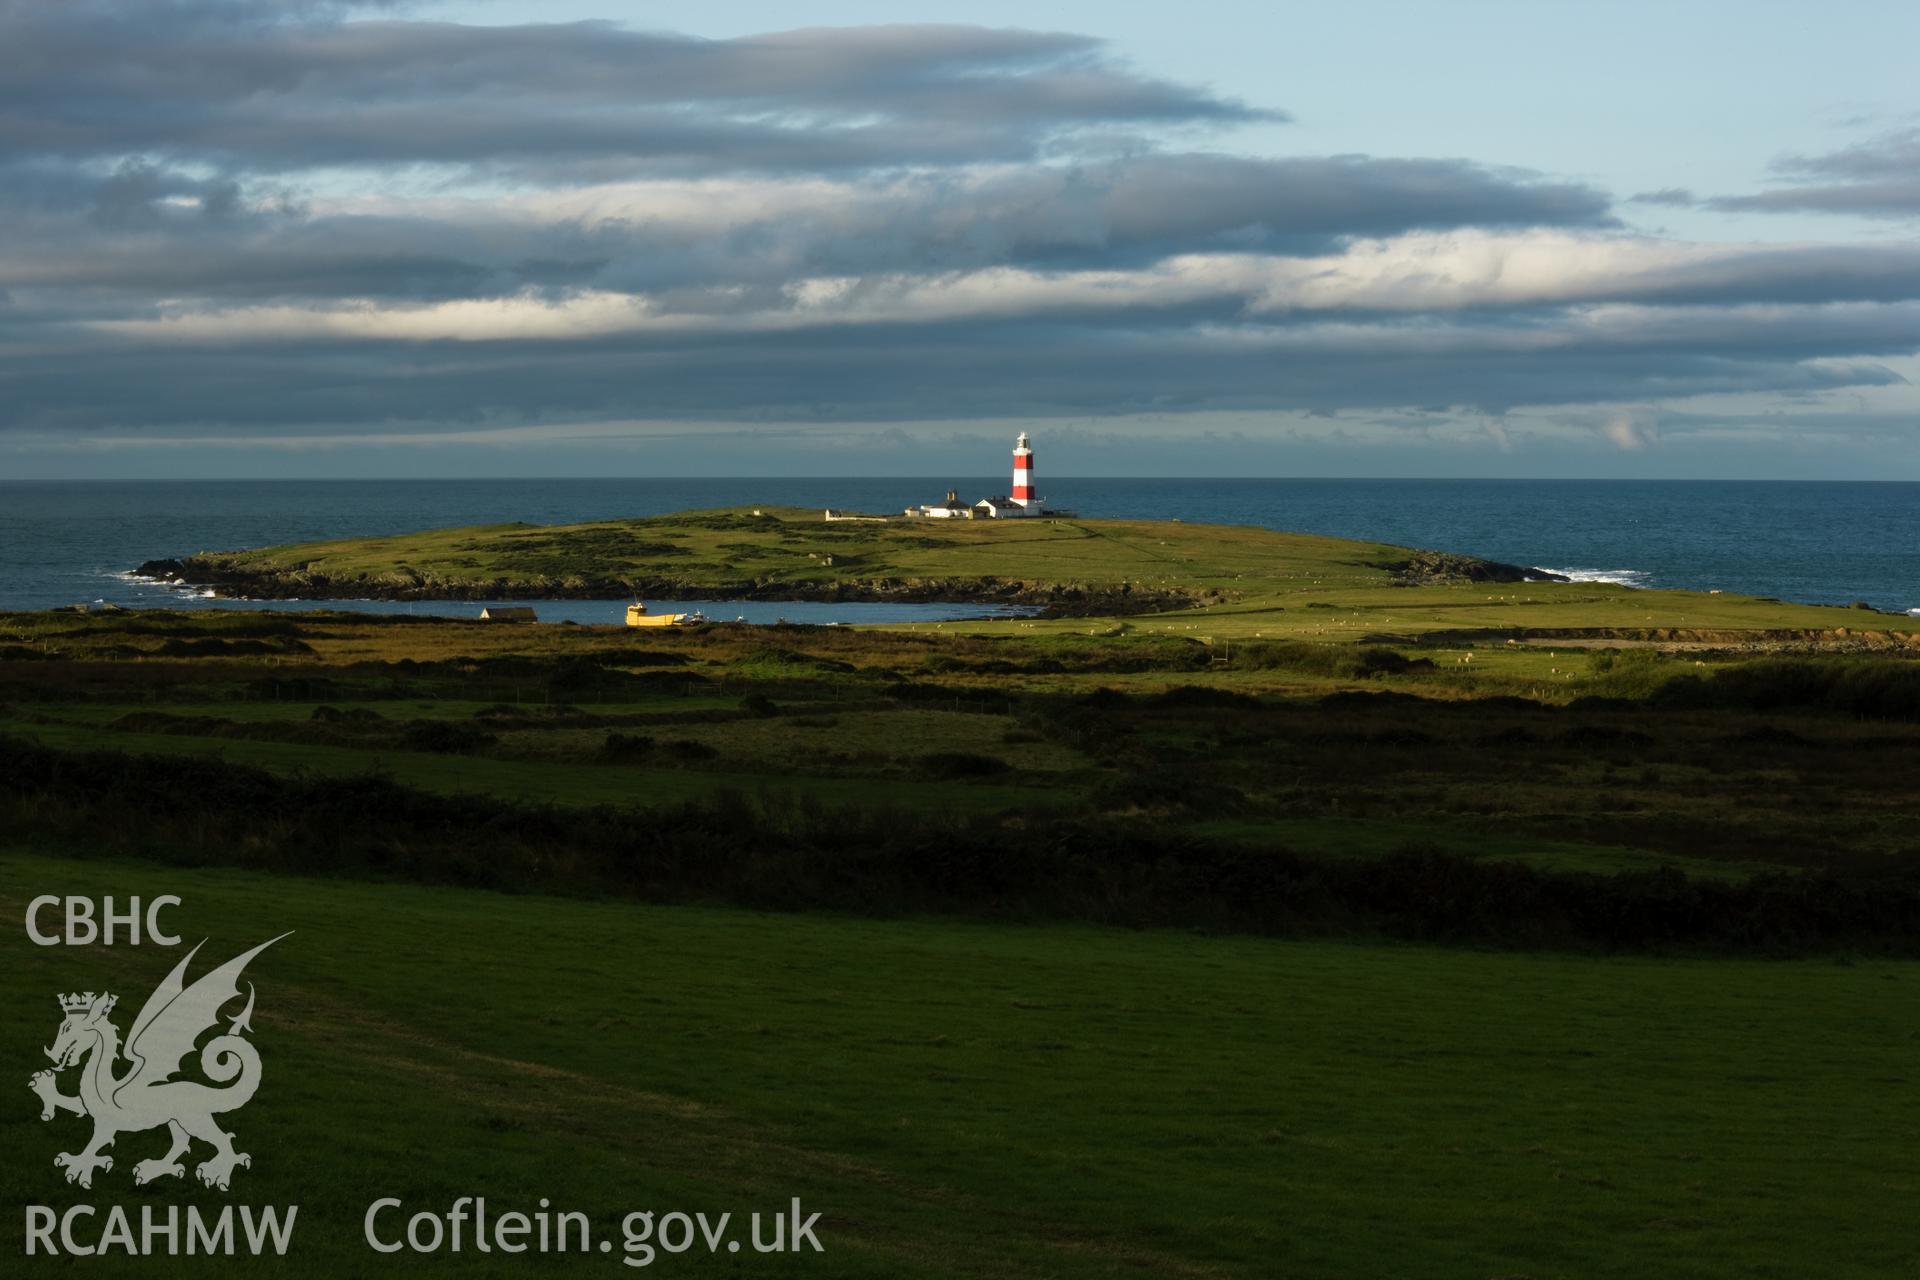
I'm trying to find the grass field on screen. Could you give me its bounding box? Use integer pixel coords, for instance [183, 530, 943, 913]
[3, 852, 1916, 1278]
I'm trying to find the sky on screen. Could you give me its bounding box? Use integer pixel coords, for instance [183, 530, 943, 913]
[4, 0, 1919, 480]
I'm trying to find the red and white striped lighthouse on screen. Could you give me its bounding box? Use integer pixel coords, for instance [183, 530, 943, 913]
[1011, 431, 1035, 505]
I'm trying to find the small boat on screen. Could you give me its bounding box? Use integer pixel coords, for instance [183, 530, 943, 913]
[626, 602, 703, 628]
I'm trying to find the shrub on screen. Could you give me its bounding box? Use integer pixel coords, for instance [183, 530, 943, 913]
[1153, 685, 1261, 709]
[1088, 769, 1248, 817]
[1558, 724, 1655, 749]
[1234, 642, 1420, 679]
[600, 732, 655, 761]
[918, 751, 1011, 778]
[1585, 648, 1675, 698]
[397, 720, 496, 754]
[311, 705, 384, 723]
[1654, 658, 1920, 720]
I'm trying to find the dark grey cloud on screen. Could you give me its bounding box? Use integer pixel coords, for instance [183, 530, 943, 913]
[1710, 128, 1920, 217]
[5, 299, 1913, 432]
[0, 4, 1273, 177]
[1570, 243, 1920, 308]
[993, 155, 1615, 259]
[0, 151, 1617, 309]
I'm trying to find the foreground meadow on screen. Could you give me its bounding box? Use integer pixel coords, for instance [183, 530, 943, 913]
[2, 853, 1915, 1278]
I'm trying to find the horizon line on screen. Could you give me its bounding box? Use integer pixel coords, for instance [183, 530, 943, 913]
[6, 474, 1920, 485]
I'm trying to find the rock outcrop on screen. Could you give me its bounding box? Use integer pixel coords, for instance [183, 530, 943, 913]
[1384, 551, 1568, 585]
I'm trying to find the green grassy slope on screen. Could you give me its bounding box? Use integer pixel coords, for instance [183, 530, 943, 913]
[159, 508, 1397, 599]
[3, 853, 1914, 1278]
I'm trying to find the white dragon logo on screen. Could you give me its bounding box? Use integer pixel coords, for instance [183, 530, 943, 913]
[28, 935, 288, 1192]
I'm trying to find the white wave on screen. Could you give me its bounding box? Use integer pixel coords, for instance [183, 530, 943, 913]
[1535, 567, 1651, 588]
[110, 568, 187, 592]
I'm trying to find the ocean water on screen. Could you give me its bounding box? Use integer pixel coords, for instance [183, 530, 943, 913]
[2, 478, 1916, 618]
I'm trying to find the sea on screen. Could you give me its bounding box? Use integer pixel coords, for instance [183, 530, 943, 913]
[2, 478, 1916, 622]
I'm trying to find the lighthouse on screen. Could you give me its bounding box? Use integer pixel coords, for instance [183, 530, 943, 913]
[904, 430, 1061, 518]
[1011, 432, 1035, 507]
[975, 430, 1048, 516]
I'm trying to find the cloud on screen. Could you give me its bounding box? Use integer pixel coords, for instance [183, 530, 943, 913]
[0, 5, 1915, 449]
[0, 7, 1274, 178]
[1627, 187, 1695, 207]
[1600, 409, 1659, 451]
[13, 291, 1909, 430]
[68, 232, 1920, 343]
[0, 158, 1619, 308]
[9, 218, 1920, 430]
[1710, 128, 1920, 217]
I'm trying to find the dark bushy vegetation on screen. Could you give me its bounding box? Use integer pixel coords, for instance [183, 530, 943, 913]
[1088, 766, 1250, 817]
[1235, 642, 1431, 679]
[1580, 652, 1920, 717]
[1654, 657, 1920, 720]
[7, 735, 1918, 955]
[398, 720, 496, 754]
[311, 705, 384, 724]
[601, 732, 656, 761]
[1152, 684, 1262, 709]
[918, 751, 1012, 778]
[155, 636, 315, 657]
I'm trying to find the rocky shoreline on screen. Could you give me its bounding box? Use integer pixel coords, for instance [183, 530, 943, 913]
[131, 556, 1207, 618]
[1384, 551, 1569, 585]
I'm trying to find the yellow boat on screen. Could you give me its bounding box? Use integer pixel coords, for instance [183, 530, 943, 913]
[625, 603, 702, 628]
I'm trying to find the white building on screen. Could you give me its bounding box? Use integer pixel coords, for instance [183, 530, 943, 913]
[908, 489, 972, 519]
[908, 433, 1053, 519]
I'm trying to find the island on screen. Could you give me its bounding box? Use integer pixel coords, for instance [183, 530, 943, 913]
[135, 506, 1919, 648]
